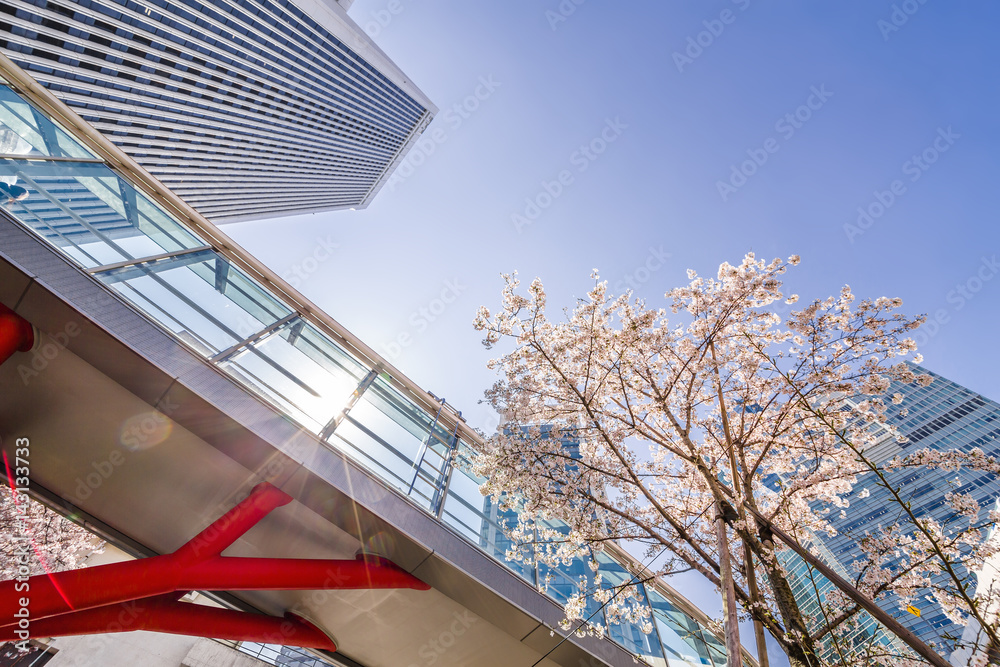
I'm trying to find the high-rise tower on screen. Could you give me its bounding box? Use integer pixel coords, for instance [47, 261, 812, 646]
[0, 0, 435, 223]
[785, 363, 1000, 659]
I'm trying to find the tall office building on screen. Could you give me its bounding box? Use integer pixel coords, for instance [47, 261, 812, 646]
[784, 363, 1000, 660]
[0, 0, 435, 223]
[950, 500, 1000, 667]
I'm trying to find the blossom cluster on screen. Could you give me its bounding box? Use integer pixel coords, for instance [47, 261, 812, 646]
[1, 485, 103, 580]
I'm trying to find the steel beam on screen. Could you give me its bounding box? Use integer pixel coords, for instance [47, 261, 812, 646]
[0, 594, 337, 650]
[0, 302, 33, 366]
[0, 482, 430, 629]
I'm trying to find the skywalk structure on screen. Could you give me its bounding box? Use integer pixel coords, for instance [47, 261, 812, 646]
[0, 0, 435, 223]
[0, 55, 754, 667]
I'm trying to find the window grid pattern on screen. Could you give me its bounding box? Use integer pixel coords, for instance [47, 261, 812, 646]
[779, 540, 911, 662]
[0, 84, 746, 667]
[0, 0, 430, 223]
[786, 363, 1000, 660]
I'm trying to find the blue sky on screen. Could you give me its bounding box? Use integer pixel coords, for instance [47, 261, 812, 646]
[229, 2, 1000, 662]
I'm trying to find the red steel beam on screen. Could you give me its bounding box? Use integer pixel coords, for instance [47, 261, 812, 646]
[185, 554, 431, 591]
[172, 482, 292, 565]
[0, 554, 430, 621]
[0, 595, 337, 650]
[0, 303, 32, 366]
[0, 483, 430, 622]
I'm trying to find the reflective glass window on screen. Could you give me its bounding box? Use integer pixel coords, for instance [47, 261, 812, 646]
[219, 317, 367, 432]
[593, 551, 665, 665]
[646, 587, 719, 667]
[0, 158, 203, 266]
[535, 521, 601, 621]
[98, 248, 291, 355]
[329, 377, 451, 509]
[441, 445, 535, 583]
[0, 84, 96, 159]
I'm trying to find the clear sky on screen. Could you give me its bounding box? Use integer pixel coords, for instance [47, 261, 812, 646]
[229, 3, 1000, 663]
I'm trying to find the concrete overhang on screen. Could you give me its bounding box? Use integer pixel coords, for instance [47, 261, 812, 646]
[0, 211, 638, 667]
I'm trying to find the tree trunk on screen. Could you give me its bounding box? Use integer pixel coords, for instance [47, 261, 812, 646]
[716, 505, 743, 667]
[743, 544, 771, 667]
[754, 520, 820, 667]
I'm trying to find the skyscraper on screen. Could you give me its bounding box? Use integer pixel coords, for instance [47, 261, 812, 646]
[785, 362, 1000, 659]
[0, 0, 435, 223]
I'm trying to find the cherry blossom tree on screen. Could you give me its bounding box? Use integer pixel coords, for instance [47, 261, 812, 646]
[1, 484, 103, 581]
[471, 253, 999, 667]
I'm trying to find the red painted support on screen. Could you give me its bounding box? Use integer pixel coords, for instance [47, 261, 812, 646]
[181, 554, 429, 591]
[0, 595, 337, 650]
[0, 553, 430, 621]
[0, 482, 430, 626]
[172, 482, 292, 565]
[0, 303, 32, 366]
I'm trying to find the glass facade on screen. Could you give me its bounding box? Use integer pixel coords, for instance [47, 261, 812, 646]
[779, 539, 910, 662]
[0, 0, 432, 223]
[238, 642, 339, 666]
[0, 81, 747, 667]
[785, 363, 1000, 660]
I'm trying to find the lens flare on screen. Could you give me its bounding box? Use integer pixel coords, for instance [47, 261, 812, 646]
[118, 411, 172, 451]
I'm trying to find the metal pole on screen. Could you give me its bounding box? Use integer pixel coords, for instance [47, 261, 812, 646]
[318, 369, 378, 441]
[716, 504, 743, 667]
[0, 596, 338, 650]
[432, 419, 462, 518]
[0, 482, 430, 624]
[408, 398, 446, 495]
